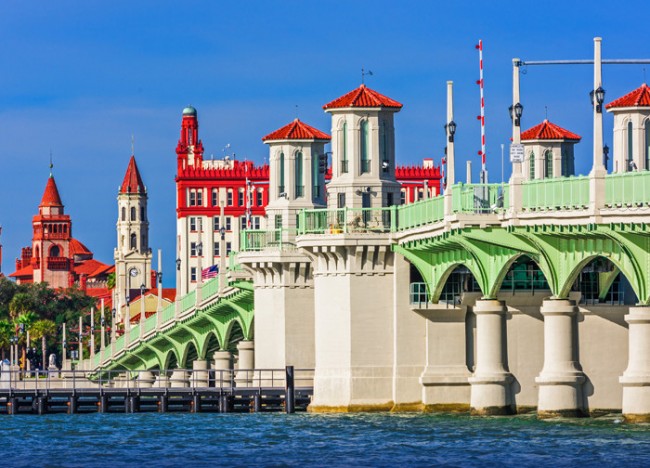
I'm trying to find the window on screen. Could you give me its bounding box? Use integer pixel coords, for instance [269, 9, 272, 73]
[121, 207, 126, 221]
[189, 190, 197, 206]
[197, 217, 203, 232]
[360, 120, 370, 173]
[312, 151, 320, 198]
[544, 150, 553, 179]
[197, 190, 203, 207]
[227, 190, 233, 206]
[212, 189, 219, 207]
[130, 233, 137, 250]
[226, 242, 232, 255]
[225, 216, 232, 231]
[257, 190, 263, 206]
[190, 217, 197, 232]
[387, 192, 394, 207]
[418, 189, 424, 200]
[238, 189, 245, 206]
[49, 245, 60, 257]
[279, 152, 285, 194]
[140, 207, 145, 222]
[190, 267, 197, 282]
[382, 120, 389, 173]
[213, 216, 220, 231]
[240, 216, 247, 230]
[529, 152, 535, 179]
[131, 207, 136, 221]
[252, 216, 261, 229]
[628, 121, 634, 169]
[295, 151, 304, 197]
[342, 121, 348, 173]
[214, 242, 220, 256]
[190, 242, 197, 256]
[400, 189, 406, 205]
[338, 192, 346, 208]
[141, 234, 146, 250]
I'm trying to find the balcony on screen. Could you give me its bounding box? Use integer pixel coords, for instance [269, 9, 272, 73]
[47, 256, 70, 270]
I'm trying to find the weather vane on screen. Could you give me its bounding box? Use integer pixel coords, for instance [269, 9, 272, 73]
[361, 67, 373, 84]
[131, 134, 135, 155]
[49, 150, 54, 177]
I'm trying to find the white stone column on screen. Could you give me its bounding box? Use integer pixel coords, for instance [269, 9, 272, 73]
[590, 37, 607, 213]
[509, 58, 524, 214]
[535, 299, 586, 418]
[620, 306, 650, 422]
[191, 359, 209, 387]
[235, 340, 254, 387]
[137, 370, 155, 389]
[169, 368, 189, 388]
[212, 350, 232, 387]
[444, 81, 455, 217]
[468, 299, 514, 415]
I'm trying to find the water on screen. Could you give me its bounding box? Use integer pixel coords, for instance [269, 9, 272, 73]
[1, 412, 649, 467]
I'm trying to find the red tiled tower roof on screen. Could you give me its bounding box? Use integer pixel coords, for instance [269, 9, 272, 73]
[40, 176, 63, 207]
[69, 238, 92, 256]
[323, 84, 403, 110]
[120, 156, 146, 194]
[606, 83, 650, 110]
[521, 120, 581, 141]
[262, 119, 331, 142]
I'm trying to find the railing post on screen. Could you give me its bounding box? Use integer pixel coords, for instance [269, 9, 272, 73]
[285, 365, 295, 414]
[390, 205, 397, 231]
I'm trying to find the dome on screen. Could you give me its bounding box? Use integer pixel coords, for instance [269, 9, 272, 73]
[182, 105, 197, 116]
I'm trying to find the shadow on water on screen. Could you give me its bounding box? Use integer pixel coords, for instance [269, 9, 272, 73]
[1, 412, 649, 467]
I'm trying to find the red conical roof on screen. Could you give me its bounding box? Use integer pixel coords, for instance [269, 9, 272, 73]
[262, 119, 331, 142]
[521, 120, 581, 141]
[323, 84, 403, 110]
[120, 156, 146, 194]
[40, 176, 64, 207]
[606, 83, 650, 110]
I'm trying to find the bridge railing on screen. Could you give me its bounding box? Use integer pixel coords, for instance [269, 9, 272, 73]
[522, 175, 590, 211]
[301, 206, 393, 234]
[451, 183, 509, 214]
[240, 229, 298, 252]
[605, 171, 650, 207]
[396, 194, 444, 229]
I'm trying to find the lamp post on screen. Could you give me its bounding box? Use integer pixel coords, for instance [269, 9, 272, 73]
[219, 202, 227, 293]
[509, 102, 524, 127]
[590, 86, 606, 114]
[444, 81, 456, 217]
[110, 308, 116, 343]
[603, 144, 610, 171]
[139, 283, 146, 337]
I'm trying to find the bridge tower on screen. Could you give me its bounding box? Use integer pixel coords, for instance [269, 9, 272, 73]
[237, 119, 330, 373]
[114, 155, 152, 325]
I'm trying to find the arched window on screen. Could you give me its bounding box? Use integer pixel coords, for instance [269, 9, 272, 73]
[628, 121, 634, 170]
[295, 151, 303, 197]
[121, 207, 126, 221]
[342, 121, 348, 173]
[49, 245, 60, 257]
[279, 152, 285, 194]
[529, 152, 535, 179]
[381, 120, 388, 172]
[544, 150, 553, 178]
[645, 120, 650, 170]
[130, 233, 137, 250]
[360, 120, 370, 173]
[140, 207, 145, 222]
[131, 207, 136, 221]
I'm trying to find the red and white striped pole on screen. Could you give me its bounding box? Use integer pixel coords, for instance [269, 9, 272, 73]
[476, 40, 488, 184]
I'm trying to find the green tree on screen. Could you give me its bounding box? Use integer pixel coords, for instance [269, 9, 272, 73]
[0, 319, 13, 360]
[30, 319, 57, 369]
[9, 292, 31, 321]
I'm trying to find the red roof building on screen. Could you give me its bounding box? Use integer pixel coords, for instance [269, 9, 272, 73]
[605, 83, 650, 110]
[262, 119, 331, 142]
[521, 120, 581, 141]
[520, 120, 581, 180]
[323, 84, 403, 110]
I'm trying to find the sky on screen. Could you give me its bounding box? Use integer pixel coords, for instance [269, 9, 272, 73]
[1, 1, 649, 285]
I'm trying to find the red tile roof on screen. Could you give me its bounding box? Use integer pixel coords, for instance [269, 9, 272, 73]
[70, 238, 92, 256]
[9, 264, 33, 278]
[262, 119, 331, 142]
[606, 83, 650, 109]
[323, 84, 403, 110]
[120, 156, 146, 194]
[521, 120, 581, 141]
[73, 259, 109, 276]
[40, 176, 63, 207]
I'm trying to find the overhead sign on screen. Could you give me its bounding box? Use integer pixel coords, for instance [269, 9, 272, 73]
[510, 144, 525, 163]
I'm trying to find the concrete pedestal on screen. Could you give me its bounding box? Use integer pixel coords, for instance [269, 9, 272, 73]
[536, 299, 586, 418]
[235, 341, 254, 387]
[469, 299, 514, 415]
[153, 375, 170, 388]
[212, 351, 232, 387]
[191, 360, 209, 387]
[136, 371, 155, 389]
[169, 369, 189, 388]
[620, 306, 650, 422]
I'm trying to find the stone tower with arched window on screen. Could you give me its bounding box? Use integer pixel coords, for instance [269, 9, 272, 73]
[520, 120, 581, 180]
[606, 83, 650, 172]
[323, 84, 402, 210]
[114, 155, 152, 323]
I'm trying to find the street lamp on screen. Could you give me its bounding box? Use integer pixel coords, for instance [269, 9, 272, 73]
[446, 121, 457, 143]
[590, 86, 606, 113]
[176, 258, 181, 271]
[509, 102, 523, 126]
[220, 226, 226, 241]
[603, 144, 610, 171]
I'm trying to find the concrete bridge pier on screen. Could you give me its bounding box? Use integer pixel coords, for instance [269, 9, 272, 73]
[620, 306, 650, 422]
[535, 299, 586, 418]
[137, 371, 155, 389]
[191, 360, 209, 387]
[235, 340, 254, 387]
[469, 299, 515, 415]
[212, 351, 232, 386]
[170, 368, 189, 388]
[153, 374, 170, 388]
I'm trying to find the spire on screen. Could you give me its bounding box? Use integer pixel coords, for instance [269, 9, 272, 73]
[40, 176, 64, 207]
[120, 156, 146, 194]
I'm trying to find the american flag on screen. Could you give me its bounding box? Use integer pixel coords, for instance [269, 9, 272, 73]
[201, 265, 219, 280]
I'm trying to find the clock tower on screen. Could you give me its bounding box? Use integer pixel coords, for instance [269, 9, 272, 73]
[113, 155, 152, 324]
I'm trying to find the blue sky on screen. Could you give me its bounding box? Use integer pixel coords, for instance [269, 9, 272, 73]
[1, 1, 649, 284]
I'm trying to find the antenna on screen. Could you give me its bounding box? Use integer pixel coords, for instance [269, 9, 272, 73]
[49, 150, 54, 177]
[476, 39, 488, 184]
[361, 67, 373, 84]
[131, 134, 135, 155]
[644, 67, 647, 83]
[545, 106, 548, 120]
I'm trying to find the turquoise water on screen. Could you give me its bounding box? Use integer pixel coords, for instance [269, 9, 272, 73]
[1, 413, 649, 467]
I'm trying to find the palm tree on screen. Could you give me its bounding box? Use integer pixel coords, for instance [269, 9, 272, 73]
[0, 320, 13, 360]
[29, 319, 57, 370]
[9, 292, 31, 321]
[15, 311, 38, 370]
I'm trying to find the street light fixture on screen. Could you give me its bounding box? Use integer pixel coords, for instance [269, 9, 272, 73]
[603, 144, 610, 171]
[590, 86, 606, 113]
[509, 102, 523, 126]
[219, 226, 226, 241]
[176, 258, 181, 271]
[446, 120, 457, 143]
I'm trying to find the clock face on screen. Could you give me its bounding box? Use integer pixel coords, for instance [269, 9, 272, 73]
[129, 267, 139, 277]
